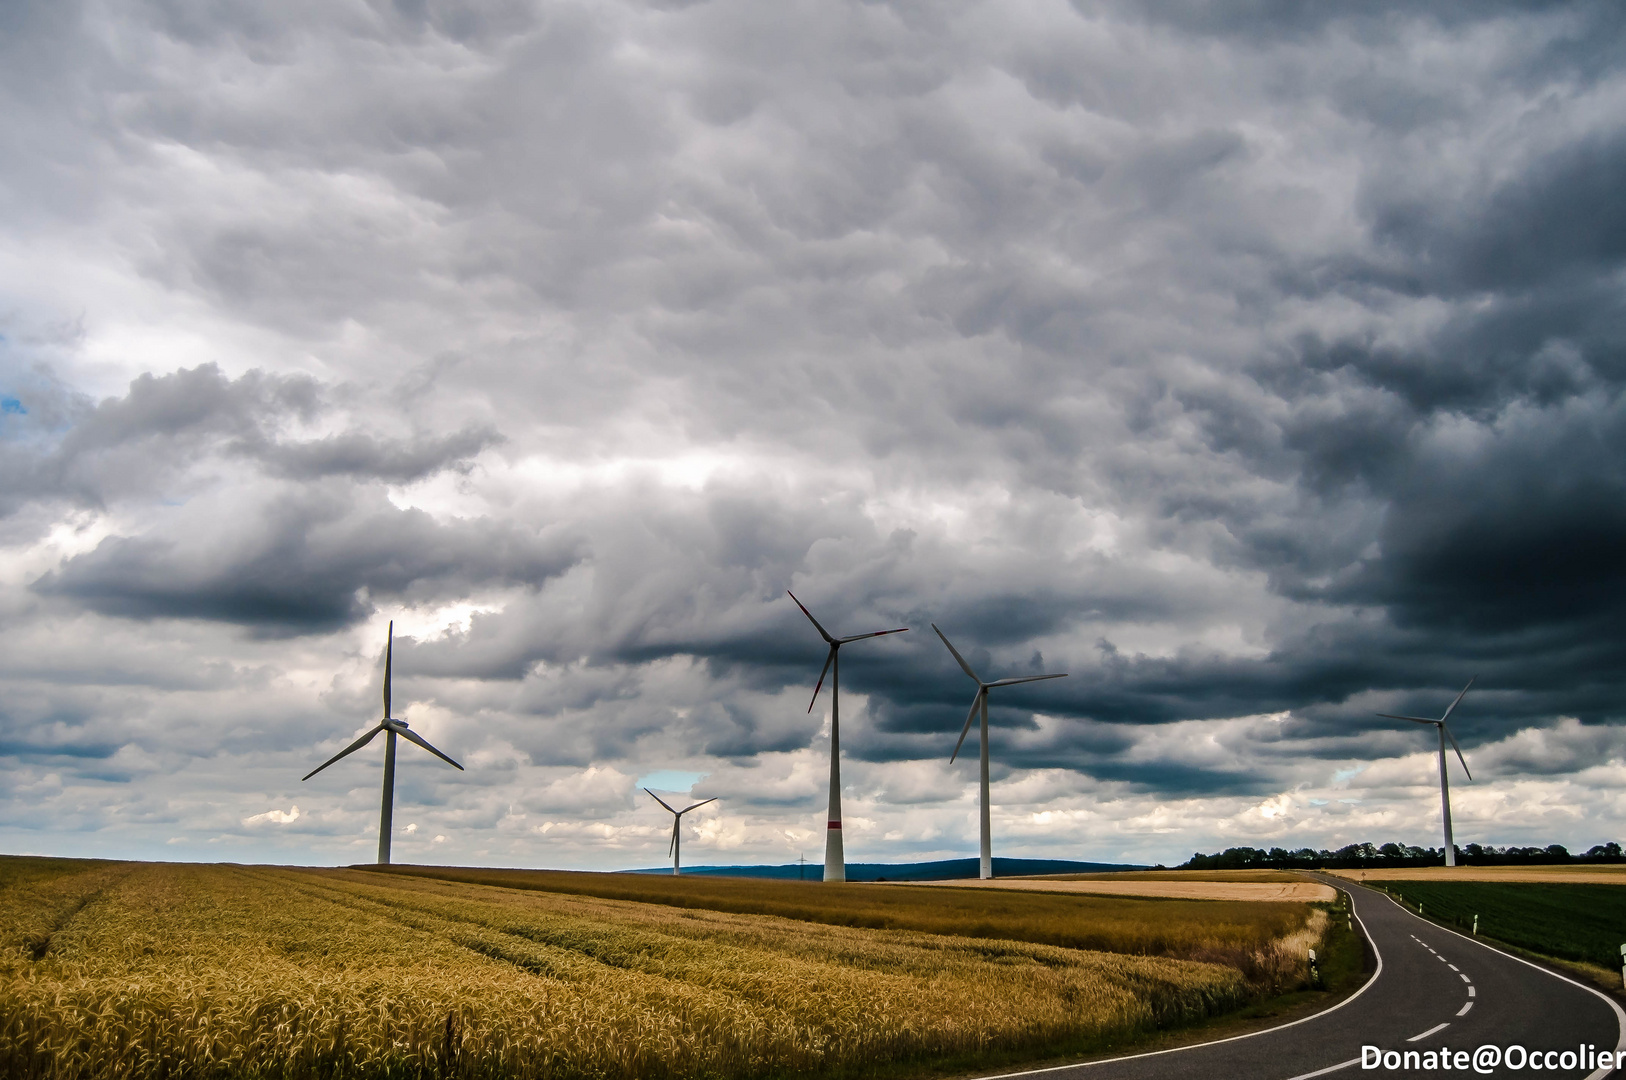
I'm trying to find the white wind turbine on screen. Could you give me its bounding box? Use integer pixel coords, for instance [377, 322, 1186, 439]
[788, 591, 908, 883]
[933, 624, 1067, 880]
[644, 789, 719, 875]
[1377, 677, 1475, 867]
[302, 621, 463, 864]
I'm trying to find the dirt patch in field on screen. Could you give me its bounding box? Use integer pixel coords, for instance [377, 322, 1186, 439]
[1036, 869, 1305, 884]
[1329, 866, 1626, 884]
[884, 878, 1337, 902]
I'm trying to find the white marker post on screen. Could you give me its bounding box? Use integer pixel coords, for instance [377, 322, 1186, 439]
[1619, 944, 1625, 990]
[1473, 914, 1478, 936]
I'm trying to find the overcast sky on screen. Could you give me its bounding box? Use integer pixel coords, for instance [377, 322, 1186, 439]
[3, 0, 1624, 871]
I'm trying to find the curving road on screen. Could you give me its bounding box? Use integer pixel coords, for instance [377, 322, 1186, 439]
[976, 875, 1625, 1080]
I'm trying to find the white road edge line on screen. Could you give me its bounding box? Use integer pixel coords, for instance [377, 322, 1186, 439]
[1467, 986, 1475, 997]
[1281, 1055, 1363, 1080]
[964, 883, 1385, 1080]
[1457, 1001, 1473, 1017]
[1409, 1022, 1450, 1042]
[1379, 891, 1626, 1080]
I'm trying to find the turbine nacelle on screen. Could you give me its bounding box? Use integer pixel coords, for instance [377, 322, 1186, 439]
[932, 624, 1066, 763]
[789, 591, 907, 713]
[1376, 676, 1475, 781]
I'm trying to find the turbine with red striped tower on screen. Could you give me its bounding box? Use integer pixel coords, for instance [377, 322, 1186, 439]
[788, 591, 908, 883]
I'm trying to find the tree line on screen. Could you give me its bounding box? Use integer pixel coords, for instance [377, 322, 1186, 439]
[1178, 841, 1625, 871]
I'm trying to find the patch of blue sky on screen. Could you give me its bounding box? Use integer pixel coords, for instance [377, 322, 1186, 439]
[637, 769, 705, 794]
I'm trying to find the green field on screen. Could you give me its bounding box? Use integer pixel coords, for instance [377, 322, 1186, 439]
[1372, 880, 1626, 971]
[1, 856, 1333, 1079]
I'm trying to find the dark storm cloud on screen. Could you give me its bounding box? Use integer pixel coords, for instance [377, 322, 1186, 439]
[1, 363, 556, 633]
[257, 424, 504, 483]
[6, 0, 1626, 865]
[1, 363, 503, 514]
[35, 485, 580, 632]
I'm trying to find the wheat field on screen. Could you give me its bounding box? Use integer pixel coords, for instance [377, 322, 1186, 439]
[1, 856, 1316, 1079]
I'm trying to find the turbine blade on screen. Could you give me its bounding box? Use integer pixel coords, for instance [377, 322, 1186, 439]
[988, 673, 1068, 687]
[1439, 677, 1476, 725]
[1443, 724, 1472, 782]
[302, 723, 385, 781]
[680, 797, 719, 815]
[644, 788, 678, 814]
[807, 646, 836, 713]
[837, 628, 909, 644]
[383, 621, 393, 719]
[1376, 714, 1442, 725]
[394, 725, 464, 771]
[787, 591, 835, 644]
[669, 822, 677, 858]
[931, 624, 981, 683]
[950, 689, 982, 763]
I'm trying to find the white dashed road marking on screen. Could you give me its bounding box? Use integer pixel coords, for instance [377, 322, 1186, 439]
[1417, 935, 1477, 1026]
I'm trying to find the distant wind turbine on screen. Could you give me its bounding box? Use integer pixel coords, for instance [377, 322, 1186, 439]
[644, 789, 718, 875]
[788, 591, 908, 883]
[933, 624, 1067, 880]
[1377, 678, 1475, 867]
[302, 621, 463, 865]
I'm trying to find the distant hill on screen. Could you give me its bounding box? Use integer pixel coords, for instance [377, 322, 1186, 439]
[624, 857, 1149, 881]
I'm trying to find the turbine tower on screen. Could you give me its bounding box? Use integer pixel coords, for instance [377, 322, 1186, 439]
[645, 789, 718, 875]
[788, 591, 908, 883]
[1377, 677, 1475, 867]
[933, 624, 1067, 880]
[303, 621, 463, 864]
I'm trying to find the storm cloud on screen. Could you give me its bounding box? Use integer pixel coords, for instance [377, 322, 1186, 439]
[2, 0, 1624, 869]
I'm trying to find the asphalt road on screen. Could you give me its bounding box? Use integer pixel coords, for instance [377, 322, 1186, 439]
[976, 875, 1625, 1080]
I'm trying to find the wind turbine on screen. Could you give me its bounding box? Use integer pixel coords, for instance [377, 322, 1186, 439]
[1377, 677, 1475, 867]
[933, 624, 1067, 880]
[788, 591, 908, 883]
[302, 621, 463, 865]
[644, 789, 718, 875]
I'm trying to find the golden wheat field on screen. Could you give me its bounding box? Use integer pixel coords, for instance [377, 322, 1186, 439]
[369, 864, 1314, 962]
[1, 856, 1323, 1080]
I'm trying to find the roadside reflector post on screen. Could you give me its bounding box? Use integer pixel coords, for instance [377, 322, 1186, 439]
[1308, 948, 1320, 989]
[1619, 944, 1625, 989]
[1472, 914, 1478, 936]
